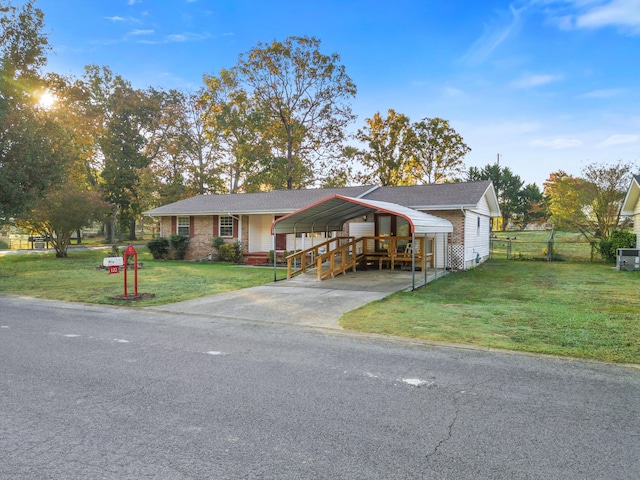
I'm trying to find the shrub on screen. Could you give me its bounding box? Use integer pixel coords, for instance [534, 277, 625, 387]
[169, 234, 190, 260]
[147, 237, 170, 259]
[218, 242, 243, 263]
[0, 240, 8, 250]
[211, 237, 226, 250]
[599, 230, 636, 263]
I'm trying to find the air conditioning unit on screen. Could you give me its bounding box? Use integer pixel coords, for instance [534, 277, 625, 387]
[616, 248, 640, 271]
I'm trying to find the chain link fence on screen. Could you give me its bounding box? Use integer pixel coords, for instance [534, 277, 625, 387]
[490, 236, 595, 262]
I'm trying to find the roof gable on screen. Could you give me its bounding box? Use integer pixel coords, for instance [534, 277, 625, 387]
[621, 174, 640, 215]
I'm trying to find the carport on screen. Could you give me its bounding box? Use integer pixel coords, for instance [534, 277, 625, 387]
[271, 195, 453, 290]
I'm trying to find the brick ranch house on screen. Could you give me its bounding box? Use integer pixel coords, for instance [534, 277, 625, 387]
[143, 181, 500, 270]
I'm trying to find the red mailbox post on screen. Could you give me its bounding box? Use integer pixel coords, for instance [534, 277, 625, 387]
[123, 245, 138, 298]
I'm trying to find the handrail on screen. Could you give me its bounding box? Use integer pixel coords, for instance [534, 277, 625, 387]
[285, 235, 433, 280]
[285, 237, 355, 279]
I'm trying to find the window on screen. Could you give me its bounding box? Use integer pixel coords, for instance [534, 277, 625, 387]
[177, 216, 190, 236]
[219, 215, 233, 237]
[477, 216, 481, 236]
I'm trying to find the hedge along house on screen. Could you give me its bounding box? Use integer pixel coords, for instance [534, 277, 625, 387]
[143, 180, 500, 273]
[621, 174, 640, 247]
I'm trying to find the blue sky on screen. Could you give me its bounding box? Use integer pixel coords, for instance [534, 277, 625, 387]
[36, 0, 640, 187]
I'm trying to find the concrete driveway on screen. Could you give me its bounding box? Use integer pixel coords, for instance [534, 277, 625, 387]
[146, 270, 417, 329]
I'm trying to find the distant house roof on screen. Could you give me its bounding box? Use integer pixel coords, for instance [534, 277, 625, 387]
[621, 174, 640, 215]
[144, 181, 500, 217]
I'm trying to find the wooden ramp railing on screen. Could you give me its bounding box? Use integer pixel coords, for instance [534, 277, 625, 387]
[286, 236, 434, 281]
[286, 237, 357, 281]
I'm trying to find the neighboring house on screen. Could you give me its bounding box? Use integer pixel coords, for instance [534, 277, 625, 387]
[143, 181, 500, 270]
[621, 174, 640, 248]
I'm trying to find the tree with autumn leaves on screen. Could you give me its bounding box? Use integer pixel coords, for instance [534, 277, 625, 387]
[352, 109, 471, 186]
[544, 161, 636, 244]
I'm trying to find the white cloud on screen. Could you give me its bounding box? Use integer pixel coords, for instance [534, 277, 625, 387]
[443, 87, 464, 96]
[167, 34, 187, 42]
[530, 137, 583, 148]
[580, 88, 627, 98]
[129, 29, 154, 36]
[474, 120, 541, 137]
[137, 32, 212, 45]
[461, 5, 524, 65]
[536, 0, 640, 34]
[511, 73, 563, 88]
[597, 133, 639, 147]
[105, 16, 125, 22]
[575, 0, 640, 33]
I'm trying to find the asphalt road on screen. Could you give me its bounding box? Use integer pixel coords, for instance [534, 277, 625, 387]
[1, 294, 639, 479]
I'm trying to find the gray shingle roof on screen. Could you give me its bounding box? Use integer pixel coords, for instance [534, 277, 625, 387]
[144, 181, 495, 216]
[144, 185, 376, 215]
[362, 181, 493, 208]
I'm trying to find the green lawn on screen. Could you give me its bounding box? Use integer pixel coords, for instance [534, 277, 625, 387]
[340, 259, 640, 364]
[2, 249, 638, 364]
[0, 249, 279, 306]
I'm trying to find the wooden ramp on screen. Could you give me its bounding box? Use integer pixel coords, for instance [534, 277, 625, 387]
[285, 236, 433, 282]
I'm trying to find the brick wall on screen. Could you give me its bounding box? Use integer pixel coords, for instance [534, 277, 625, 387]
[241, 215, 249, 253]
[425, 210, 465, 246]
[185, 216, 215, 260]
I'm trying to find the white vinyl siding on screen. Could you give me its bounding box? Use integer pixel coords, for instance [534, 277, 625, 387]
[464, 195, 492, 268]
[635, 201, 640, 248]
[249, 214, 277, 252]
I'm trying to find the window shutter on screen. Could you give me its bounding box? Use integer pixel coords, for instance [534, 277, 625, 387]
[212, 215, 218, 236]
[190, 216, 195, 238]
[233, 217, 239, 239]
[171, 217, 177, 235]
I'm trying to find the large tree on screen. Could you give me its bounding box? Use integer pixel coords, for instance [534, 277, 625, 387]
[201, 69, 271, 193]
[354, 109, 414, 186]
[512, 183, 546, 230]
[468, 164, 525, 230]
[234, 36, 356, 189]
[80, 65, 157, 241]
[544, 161, 635, 241]
[0, 0, 67, 220]
[409, 117, 470, 184]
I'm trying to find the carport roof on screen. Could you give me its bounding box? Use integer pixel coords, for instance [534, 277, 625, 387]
[272, 195, 453, 235]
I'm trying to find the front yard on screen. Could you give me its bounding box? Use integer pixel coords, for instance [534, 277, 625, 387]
[0, 249, 278, 306]
[341, 259, 639, 364]
[1, 249, 638, 364]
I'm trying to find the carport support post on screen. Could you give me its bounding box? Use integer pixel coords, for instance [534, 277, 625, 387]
[272, 234, 277, 282]
[411, 232, 415, 290]
[424, 236, 427, 286]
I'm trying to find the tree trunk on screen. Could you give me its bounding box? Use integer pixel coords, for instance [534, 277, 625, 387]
[129, 219, 136, 241]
